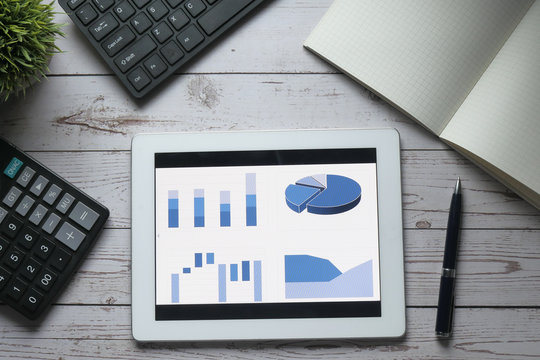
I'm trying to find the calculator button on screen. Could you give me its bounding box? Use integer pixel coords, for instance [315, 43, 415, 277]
[34, 238, 55, 260]
[1, 215, 23, 239]
[22, 288, 44, 312]
[50, 248, 72, 271]
[42, 213, 61, 234]
[0, 206, 7, 224]
[0, 236, 8, 256]
[16, 166, 36, 188]
[17, 227, 39, 250]
[44, 184, 62, 205]
[15, 195, 35, 217]
[20, 258, 41, 281]
[36, 269, 57, 292]
[6, 277, 28, 300]
[4, 248, 24, 269]
[29, 204, 48, 226]
[30, 175, 49, 197]
[70, 202, 100, 231]
[55, 222, 86, 251]
[56, 193, 75, 214]
[3, 157, 24, 179]
[0, 266, 11, 290]
[2, 186, 22, 208]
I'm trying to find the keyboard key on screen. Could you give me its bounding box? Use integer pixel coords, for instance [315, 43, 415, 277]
[168, 9, 190, 30]
[147, 0, 169, 21]
[115, 35, 156, 73]
[160, 41, 184, 64]
[2, 215, 23, 239]
[128, 67, 152, 91]
[44, 184, 62, 205]
[184, 0, 206, 17]
[4, 248, 23, 269]
[29, 204, 48, 226]
[131, 12, 153, 34]
[198, 0, 253, 35]
[70, 202, 100, 231]
[89, 13, 119, 41]
[36, 269, 57, 292]
[144, 54, 167, 78]
[165, 0, 182, 8]
[15, 195, 35, 217]
[50, 248, 72, 271]
[76, 3, 98, 25]
[0, 236, 8, 256]
[22, 288, 44, 312]
[55, 222, 86, 251]
[102, 26, 136, 56]
[0, 266, 11, 291]
[177, 25, 204, 52]
[132, 0, 151, 8]
[152, 22, 173, 43]
[16, 166, 36, 188]
[92, 0, 114, 12]
[30, 175, 49, 197]
[56, 193, 75, 214]
[3, 157, 23, 179]
[113, 1, 136, 21]
[6, 277, 28, 300]
[67, 0, 85, 10]
[20, 258, 42, 281]
[17, 227, 39, 250]
[43, 213, 61, 234]
[0, 206, 7, 224]
[3, 186, 22, 208]
[34, 238, 55, 260]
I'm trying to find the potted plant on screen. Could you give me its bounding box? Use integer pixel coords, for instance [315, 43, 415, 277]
[0, 0, 63, 101]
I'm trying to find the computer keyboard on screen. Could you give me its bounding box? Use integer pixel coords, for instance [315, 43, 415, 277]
[0, 137, 109, 319]
[59, 0, 267, 98]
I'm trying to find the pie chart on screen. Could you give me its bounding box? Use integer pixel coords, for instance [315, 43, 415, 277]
[285, 174, 361, 215]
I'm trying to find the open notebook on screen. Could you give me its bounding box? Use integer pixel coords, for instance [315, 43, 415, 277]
[304, 0, 540, 209]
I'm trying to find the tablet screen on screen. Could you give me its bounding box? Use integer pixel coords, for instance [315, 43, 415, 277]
[154, 148, 381, 320]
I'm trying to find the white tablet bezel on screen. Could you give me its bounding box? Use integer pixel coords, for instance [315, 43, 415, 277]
[131, 129, 405, 341]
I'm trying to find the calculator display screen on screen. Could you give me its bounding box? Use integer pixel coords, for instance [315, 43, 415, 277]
[153, 149, 381, 320]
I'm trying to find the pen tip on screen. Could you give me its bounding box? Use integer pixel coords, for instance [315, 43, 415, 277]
[455, 177, 461, 194]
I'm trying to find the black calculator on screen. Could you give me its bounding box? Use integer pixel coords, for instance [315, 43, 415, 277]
[0, 137, 109, 320]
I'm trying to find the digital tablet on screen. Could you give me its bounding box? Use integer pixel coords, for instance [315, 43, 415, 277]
[131, 129, 405, 341]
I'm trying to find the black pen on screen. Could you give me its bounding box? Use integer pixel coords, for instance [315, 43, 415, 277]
[435, 177, 462, 337]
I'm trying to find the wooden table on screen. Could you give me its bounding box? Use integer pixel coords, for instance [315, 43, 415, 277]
[1, 1, 539, 358]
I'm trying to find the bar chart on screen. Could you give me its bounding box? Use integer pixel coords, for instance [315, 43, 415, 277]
[166, 173, 258, 228]
[170, 252, 263, 303]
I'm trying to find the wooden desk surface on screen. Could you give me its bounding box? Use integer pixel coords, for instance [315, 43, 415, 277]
[1, 1, 539, 358]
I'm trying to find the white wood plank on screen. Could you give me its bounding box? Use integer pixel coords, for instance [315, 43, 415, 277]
[49, 0, 336, 75]
[0, 307, 538, 359]
[24, 151, 540, 230]
[0, 74, 443, 151]
[40, 228, 540, 306]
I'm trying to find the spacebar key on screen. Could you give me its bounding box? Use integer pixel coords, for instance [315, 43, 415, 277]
[114, 35, 156, 73]
[198, 0, 254, 35]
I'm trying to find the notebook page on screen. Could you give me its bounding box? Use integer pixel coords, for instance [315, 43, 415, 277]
[441, 0, 540, 206]
[304, 0, 532, 135]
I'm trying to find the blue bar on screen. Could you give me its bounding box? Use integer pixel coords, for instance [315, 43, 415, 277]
[220, 204, 231, 227]
[254, 260, 262, 302]
[246, 195, 256, 226]
[230, 264, 238, 281]
[171, 274, 179, 303]
[195, 253, 203, 267]
[183, 267, 191, 274]
[194, 189, 205, 227]
[242, 261, 250, 281]
[206, 253, 214, 264]
[218, 264, 226, 302]
[168, 191, 179, 228]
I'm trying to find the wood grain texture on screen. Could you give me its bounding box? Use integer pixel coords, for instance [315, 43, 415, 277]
[0, 307, 538, 359]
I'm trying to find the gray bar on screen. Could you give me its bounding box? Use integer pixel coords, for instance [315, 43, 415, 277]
[220, 190, 230, 204]
[246, 173, 256, 195]
[194, 188, 204, 198]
